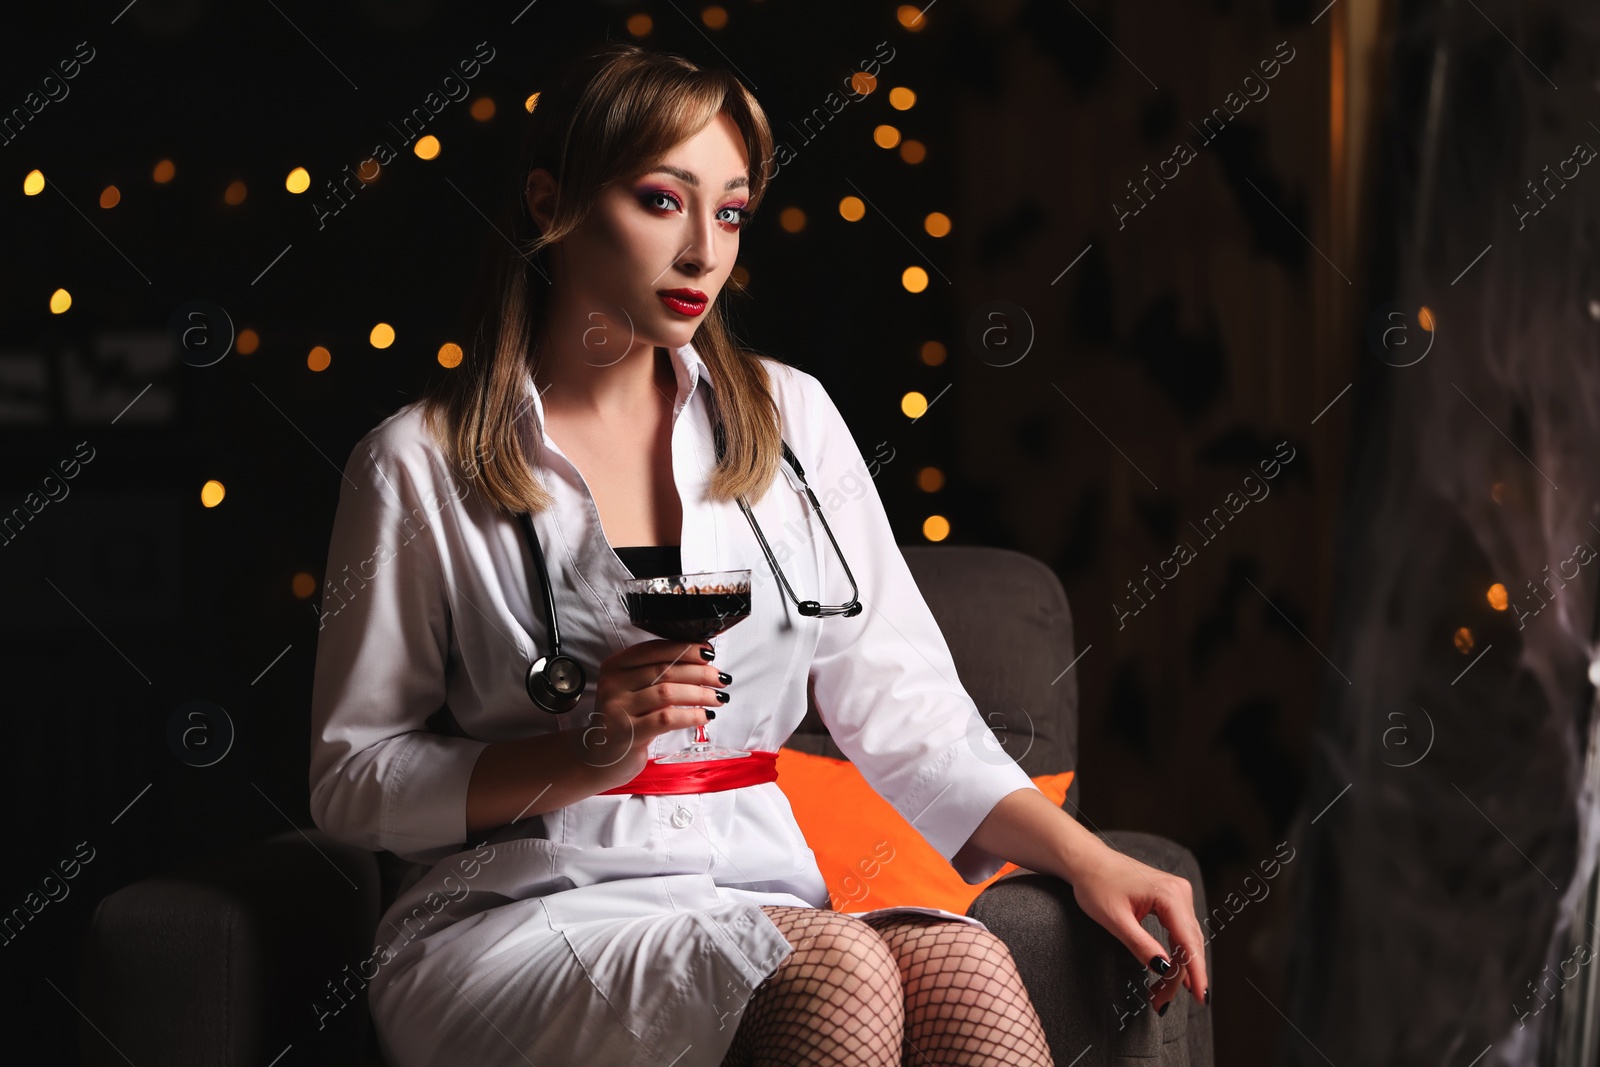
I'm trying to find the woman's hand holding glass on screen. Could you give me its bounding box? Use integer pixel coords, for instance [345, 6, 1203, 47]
[579, 638, 730, 787]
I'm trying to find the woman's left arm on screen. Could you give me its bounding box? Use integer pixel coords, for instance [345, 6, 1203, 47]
[963, 787, 1211, 1011]
[784, 366, 1208, 1011]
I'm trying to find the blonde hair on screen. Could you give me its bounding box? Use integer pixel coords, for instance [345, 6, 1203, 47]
[420, 41, 783, 516]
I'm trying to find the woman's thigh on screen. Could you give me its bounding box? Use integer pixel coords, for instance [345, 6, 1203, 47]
[368, 901, 604, 1066]
[372, 896, 786, 1067]
[720, 905, 905, 1067]
[860, 912, 1055, 1067]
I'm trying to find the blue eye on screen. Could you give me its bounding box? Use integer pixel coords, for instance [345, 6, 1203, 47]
[640, 188, 747, 229]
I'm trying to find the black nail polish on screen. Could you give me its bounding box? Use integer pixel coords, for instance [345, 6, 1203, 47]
[700, 647, 715, 661]
[1204, 988, 1210, 1006]
[1150, 956, 1171, 975]
[715, 689, 731, 703]
[717, 671, 733, 684]
[1157, 1001, 1170, 1018]
[705, 709, 717, 720]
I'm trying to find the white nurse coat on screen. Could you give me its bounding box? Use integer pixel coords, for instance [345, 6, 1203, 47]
[308, 341, 1042, 1067]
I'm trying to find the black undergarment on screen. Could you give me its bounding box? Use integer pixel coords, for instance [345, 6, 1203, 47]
[613, 544, 683, 579]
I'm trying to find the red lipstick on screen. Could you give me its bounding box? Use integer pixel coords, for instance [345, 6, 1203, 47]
[658, 288, 708, 317]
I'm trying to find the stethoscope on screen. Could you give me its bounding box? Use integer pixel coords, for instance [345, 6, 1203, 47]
[518, 408, 863, 714]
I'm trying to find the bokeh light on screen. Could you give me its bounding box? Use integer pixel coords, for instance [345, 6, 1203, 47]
[897, 5, 928, 30]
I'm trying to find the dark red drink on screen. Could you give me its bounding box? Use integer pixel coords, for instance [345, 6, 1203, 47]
[616, 569, 754, 763]
[622, 588, 751, 642]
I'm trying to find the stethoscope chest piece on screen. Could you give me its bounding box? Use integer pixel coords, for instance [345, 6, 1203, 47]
[526, 653, 585, 713]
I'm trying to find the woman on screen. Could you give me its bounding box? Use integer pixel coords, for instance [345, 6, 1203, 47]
[309, 42, 1207, 1067]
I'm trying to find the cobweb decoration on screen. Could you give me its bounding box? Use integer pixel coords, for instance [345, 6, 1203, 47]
[1284, 4, 1600, 1064]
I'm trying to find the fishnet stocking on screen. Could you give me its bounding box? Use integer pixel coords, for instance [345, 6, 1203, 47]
[861, 911, 1054, 1067]
[719, 907, 1053, 1067]
[720, 906, 905, 1066]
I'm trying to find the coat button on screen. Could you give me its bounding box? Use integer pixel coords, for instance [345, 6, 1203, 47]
[671, 805, 694, 829]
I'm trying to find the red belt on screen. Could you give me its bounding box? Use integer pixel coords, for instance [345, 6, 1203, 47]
[596, 749, 779, 795]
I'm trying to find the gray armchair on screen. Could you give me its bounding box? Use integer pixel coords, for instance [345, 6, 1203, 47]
[81, 545, 1213, 1066]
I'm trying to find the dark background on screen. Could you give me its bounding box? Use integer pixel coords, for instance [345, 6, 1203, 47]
[1, 0, 1406, 1062]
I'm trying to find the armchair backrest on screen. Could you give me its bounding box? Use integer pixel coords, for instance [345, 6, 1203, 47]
[784, 544, 1082, 811]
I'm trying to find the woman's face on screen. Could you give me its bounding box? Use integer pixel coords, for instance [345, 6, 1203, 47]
[529, 111, 751, 358]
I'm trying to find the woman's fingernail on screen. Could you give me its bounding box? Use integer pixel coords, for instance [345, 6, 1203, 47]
[1204, 987, 1211, 1006]
[717, 671, 733, 684]
[1158, 1001, 1171, 1018]
[1150, 956, 1172, 975]
[715, 689, 731, 703]
[705, 709, 717, 720]
[700, 646, 715, 661]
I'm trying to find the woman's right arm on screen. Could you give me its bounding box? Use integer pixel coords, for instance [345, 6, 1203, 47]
[311, 430, 724, 854]
[464, 729, 614, 837]
[310, 437, 488, 860]
[465, 639, 730, 837]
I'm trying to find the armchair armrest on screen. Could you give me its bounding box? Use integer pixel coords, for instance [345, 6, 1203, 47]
[79, 828, 383, 1067]
[967, 830, 1213, 1067]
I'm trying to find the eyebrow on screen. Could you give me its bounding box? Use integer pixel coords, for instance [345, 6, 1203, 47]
[646, 164, 748, 191]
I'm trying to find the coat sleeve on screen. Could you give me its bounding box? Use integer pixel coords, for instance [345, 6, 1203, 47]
[794, 372, 1041, 884]
[309, 435, 490, 861]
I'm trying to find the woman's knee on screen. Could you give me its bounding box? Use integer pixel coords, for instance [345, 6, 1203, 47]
[725, 911, 905, 1065]
[801, 914, 903, 997]
[949, 925, 1016, 965]
[874, 918, 1023, 986]
[778, 912, 897, 973]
